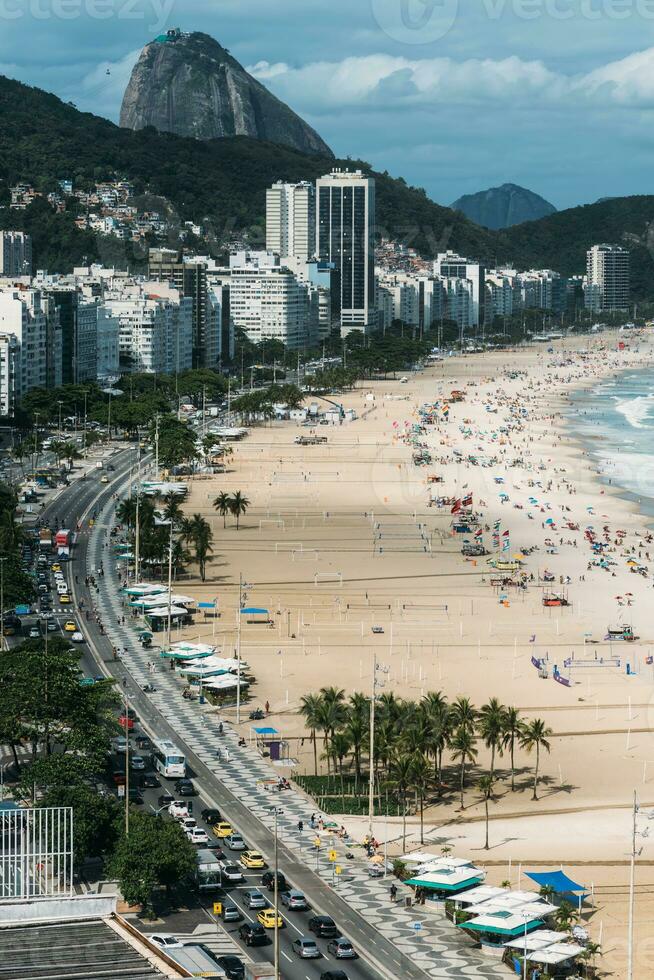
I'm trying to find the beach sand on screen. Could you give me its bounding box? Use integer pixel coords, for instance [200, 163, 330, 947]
[160, 331, 654, 977]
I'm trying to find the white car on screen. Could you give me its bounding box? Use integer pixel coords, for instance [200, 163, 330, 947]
[179, 816, 197, 834]
[187, 827, 209, 845]
[219, 861, 244, 883]
[147, 934, 182, 950]
[168, 801, 190, 820]
[71, 632, 84, 643]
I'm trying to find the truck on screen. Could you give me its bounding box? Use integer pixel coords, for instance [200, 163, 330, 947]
[55, 528, 73, 557]
[294, 435, 328, 446]
[38, 528, 52, 552]
[245, 965, 275, 980]
[195, 848, 223, 892]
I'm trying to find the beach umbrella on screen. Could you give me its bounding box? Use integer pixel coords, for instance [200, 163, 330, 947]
[513, 553, 525, 560]
[545, 518, 554, 525]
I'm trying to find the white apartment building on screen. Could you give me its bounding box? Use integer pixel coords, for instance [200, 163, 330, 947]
[485, 274, 514, 320]
[0, 333, 21, 415]
[316, 170, 376, 335]
[229, 251, 311, 349]
[0, 231, 32, 277]
[585, 244, 630, 312]
[266, 182, 316, 262]
[96, 305, 120, 380]
[102, 287, 192, 375]
[0, 288, 47, 394]
[442, 278, 474, 333]
[434, 252, 485, 327]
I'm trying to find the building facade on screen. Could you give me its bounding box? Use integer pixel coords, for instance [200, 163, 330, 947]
[0, 231, 32, 277]
[229, 252, 311, 349]
[266, 182, 316, 262]
[585, 244, 630, 312]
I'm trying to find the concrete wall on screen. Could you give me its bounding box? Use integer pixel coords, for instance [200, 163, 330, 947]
[0, 893, 116, 926]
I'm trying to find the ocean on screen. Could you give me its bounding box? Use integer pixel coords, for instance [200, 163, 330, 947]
[569, 368, 654, 516]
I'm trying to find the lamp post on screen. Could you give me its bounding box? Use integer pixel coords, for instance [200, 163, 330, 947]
[522, 910, 529, 980]
[124, 691, 130, 835]
[236, 576, 251, 725]
[628, 789, 639, 980]
[57, 400, 63, 438]
[270, 805, 282, 980]
[368, 658, 388, 836]
[0, 555, 7, 652]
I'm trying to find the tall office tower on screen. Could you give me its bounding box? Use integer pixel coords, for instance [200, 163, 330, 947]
[0, 231, 32, 277]
[147, 248, 209, 367]
[266, 182, 316, 262]
[316, 169, 376, 335]
[585, 244, 630, 312]
[434, 251, 486, 328]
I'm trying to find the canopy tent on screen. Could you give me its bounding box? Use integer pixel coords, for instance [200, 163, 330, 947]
[160, 643, 215, 661]
[526, 943, 585, 964]
[505, 929, 568, 952]
[455, 885, 508, 906]
[524, 870, 587, 895]
[406, 866, 484, 893]
[124, 583, 167, 597]
[465, 899, 555, 919]
[201, 676, 249, 691]
[459, 911, 545, 938]
[145, 605, 188, 619]
[403, 853, 476, 869]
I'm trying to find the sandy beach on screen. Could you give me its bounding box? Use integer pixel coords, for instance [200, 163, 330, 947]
[161, 331, 654, 977]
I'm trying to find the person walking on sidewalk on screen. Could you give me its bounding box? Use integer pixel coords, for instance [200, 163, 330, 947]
[390, 883, 397, 903]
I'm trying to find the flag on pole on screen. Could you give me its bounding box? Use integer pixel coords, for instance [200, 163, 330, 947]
[451, 499, 462, 514]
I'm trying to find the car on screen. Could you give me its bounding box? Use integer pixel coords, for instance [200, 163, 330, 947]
[46, 620, 57, 632]
[219, 862, 244, 883]
[28, 626, 40, 639]
[187, 827, 209, 845]
[51, 563, 61, 572]
[201, 807, 222, 825]
[240, 850, 266, 869]
[59, 594, 71, 604]
[180, 816, 197, 832]
[38, 584, 49, 595]
[71, 632, 85, 643]
[130, 755, 146, 771]
[147, 934, 182, 950]
[308, 916, 339, 938]
[281, 889, 308, 911]
[157, 792, 174, 808]
[257, 908, 283, 930]
[215, 956, 244, 980]
[174, 778, 195, 796]
[327, 939, 356, 959]
[261, 870, 287, 893]
[63, 620, 77, 632]
[225, 833, 246, 851]
[213, 822, 233, 838]
[140, 773, 159, 789]
[127, 787, 143, 805]
[111, 737, 127, 754]
[292, 937, 321, 959]
[135, 735, 152, 750]
[168, 801, 190, 820]
[100, 475, 109, 484]
[238, 923, 267, 947]
[119, 710, 136, 730]
[53, 571, 64, 581]
[221, 901, 242, 922]
[243, 888, 268, 910]
[320, 973, 350, 980]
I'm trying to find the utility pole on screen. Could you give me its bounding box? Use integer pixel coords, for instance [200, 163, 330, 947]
[273, 807, 281, 980]
[124, 692, 130, 835]
[368, 657, 377, 837]
[154, 415, 160, 474]
[166, 499, 174, 652]
[0, 556, 7, 651]
[134, 447, 141, 584]
[202, 385, 207, 438]
[628, 789, 638, 980]
[236, 574, 247, 725]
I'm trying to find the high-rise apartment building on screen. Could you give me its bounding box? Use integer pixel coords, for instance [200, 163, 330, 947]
[585, 244, 630, 312]
[0, 289, 48, 394]
[316, 169, 376, 335]
[229, 251, 311, 349]
[147, 249, 209, 367]
[266, 182, 316, 262]
[434, 252, 485, 328]
[0, 231, 32, 277]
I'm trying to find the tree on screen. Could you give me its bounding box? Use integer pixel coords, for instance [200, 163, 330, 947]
[478, 698, 506, 782]
[38, 785, 121, 869]
[299, 693, 323, 776]
[213, 491, 231, 529]
[229, 491, 250, 530]
[387, 752, 414, 850]
[553, 898, 578, 933]
[411, 753, 432, 845]
[519, 718, 553, 800]
[450, 727, 478, 809]
[501, 706, 525, 792]
[450, 696, 477, 735]
[330, 731, 351, 807]
[182, 513, 213, 582]
[108, 810, 197, 917]
[477, 774, 494, 850]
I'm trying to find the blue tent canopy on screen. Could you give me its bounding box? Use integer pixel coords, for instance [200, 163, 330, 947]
[525, 870, 586, 894]
[253, 726, 279, 735]
[241, 607, 269, 615]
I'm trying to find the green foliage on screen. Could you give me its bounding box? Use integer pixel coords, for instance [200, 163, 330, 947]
[149, 415, 198, 468]
[37, 785, 122, 869]
[108, 810, 197, 915]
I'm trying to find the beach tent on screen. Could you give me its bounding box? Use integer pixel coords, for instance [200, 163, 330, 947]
[458, 910, 545, 939]
[405, 865, 484, 893]
[525, 869, 589, 901]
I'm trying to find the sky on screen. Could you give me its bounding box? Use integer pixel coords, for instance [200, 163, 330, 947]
[1, 0, 654, 210]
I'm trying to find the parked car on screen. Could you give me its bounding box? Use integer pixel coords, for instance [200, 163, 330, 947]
[281, 889, 308, 911]
[292, 937, 321, 959]
[238, 923, 267, 947]
[308, 915, 339, 938]
[147, 934, 182, 950]
[327, 938, 356, 959]
[262, 870, 287, 893]
[243, 889, 267, 910]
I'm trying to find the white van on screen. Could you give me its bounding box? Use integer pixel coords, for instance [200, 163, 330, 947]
[57, 582, 69, 595]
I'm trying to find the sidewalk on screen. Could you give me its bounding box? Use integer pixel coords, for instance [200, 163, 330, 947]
[89, 487, 508, 980]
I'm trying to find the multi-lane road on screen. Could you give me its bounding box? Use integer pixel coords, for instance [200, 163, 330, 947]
[34, 449, 419, 980]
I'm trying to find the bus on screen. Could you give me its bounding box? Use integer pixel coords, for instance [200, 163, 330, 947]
[152, 738, 186, 779]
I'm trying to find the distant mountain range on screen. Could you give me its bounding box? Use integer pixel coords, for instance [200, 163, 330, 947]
[1, 73, 653, 298]
[120, 29, 333, 158]
[451, 183, 556, 229]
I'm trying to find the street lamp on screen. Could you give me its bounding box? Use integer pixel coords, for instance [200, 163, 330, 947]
[368, 658, 389, 837]
[522, 910, 529, 980]
[269, 805, 282, 980]
[236, 576, 252, 725]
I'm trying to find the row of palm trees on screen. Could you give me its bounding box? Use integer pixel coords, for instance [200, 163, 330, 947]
[300, 688, 553, 847]
[213, 491, 250, 530]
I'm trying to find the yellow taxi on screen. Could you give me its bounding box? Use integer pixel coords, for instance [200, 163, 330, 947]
[240, 850, 266, 870]
[212, 822, 233, 839]
[63, 620, 78, 632]
[59, 595, 71, 604]
[51, 563, 61, 572]
[257, 908, 283, 929]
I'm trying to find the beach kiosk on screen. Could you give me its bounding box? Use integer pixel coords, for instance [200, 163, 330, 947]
[405, 856, 485, 899]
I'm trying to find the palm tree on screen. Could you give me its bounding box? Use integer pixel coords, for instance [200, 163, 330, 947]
[450, 696, 477, 734]
[345, 707, 368, 787]
[182, 513, 214, 582]
[478, 698, 507, 781]
[477, 774, 494, 850]
[519, 718, 553, 800]
[315, 689, 346, 773]
[501, 706, 525, 791]
[62, 442, 81, 471]
[330, 731, 351, 807]
[299, 693, 322, 776]
[424, 697, 451, 794]
[411, 753, 432, 845]
[450, 727, 478, 809]
[387, 752, 414, 850]
[580, 942, 601, 978]
[116, 497, 137, 529]
[213, 491, 231, 529]
[229, 491, 250, 530]
[553, 898, 578, 933]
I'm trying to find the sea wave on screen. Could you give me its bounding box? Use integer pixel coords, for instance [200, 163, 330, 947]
[614, 394, 654, 430]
